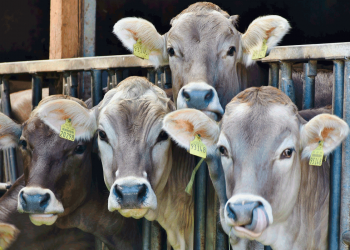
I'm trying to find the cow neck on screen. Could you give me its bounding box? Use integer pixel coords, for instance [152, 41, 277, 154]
[56, 153, 142, 249]
[155, 143, 195, 249]
[276, 159, 329, 249]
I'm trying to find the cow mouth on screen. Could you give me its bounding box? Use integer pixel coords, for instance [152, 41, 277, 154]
[202, 110, 222, 121]
[229, 206, 269, 239]
[118, 208, 149, 219]
[29, 214, 58, 226]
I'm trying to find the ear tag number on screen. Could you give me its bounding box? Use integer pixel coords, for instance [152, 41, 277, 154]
[190, 134, 207, 158]
[133, 39, 150, 60]
[59, 118, 75, 142]
[252, 39, 268, 60]
[309, 141, 324, 166]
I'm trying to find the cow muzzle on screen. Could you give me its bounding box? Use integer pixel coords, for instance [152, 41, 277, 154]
[108, 177, 157, 219]
[17, 187, 64, 226]
[177, 82, 224, 121]
[224, 194, 273, 239]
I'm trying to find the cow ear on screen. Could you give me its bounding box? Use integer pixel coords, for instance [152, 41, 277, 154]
[0, 113, 22, 150]
[300, 114, 349, 158]
[113, 17, 168, 68]
[162, 109, 220, 151]
[0, 222, 20, 249]
[241, 15, 290, 66]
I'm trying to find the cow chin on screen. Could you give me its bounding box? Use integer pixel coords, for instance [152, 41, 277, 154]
[29, 214, 58, 226]
[118, 208, 149, 219]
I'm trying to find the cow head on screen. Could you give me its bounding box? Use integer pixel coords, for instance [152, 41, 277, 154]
[113, 2, 290, 120]
[97, 76, 175, 219]
[162, 86, 349, 244]
[0, 96, 97, 226]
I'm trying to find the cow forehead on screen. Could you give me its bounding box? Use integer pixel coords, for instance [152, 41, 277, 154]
[222, 104, 299, 153]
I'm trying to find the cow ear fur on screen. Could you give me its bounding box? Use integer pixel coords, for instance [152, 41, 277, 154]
[0, 222, 20, 249]
[0, 113, 21, 150]
[162, 109, 220, 151]
[113, 17, 168, 68]
[300, 114, 349, 158]
[241, 15, 290, 66]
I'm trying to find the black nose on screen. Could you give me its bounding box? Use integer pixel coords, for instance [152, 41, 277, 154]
[226, 201, 260, 226]
[114, 184, 148, 209]
[20, 191, 51, 213]
[182, 88, 214, 110]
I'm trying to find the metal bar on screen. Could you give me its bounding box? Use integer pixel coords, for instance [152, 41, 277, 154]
[107, 69, 116, 90]
[1, 76, 18, 184]
[194, 158, 207, 250]
[32, 73, 43, 109]
[91, 70, 103, 106]
[329, 59, 345, 250]
[341, 59, 350, 250]
[280, 62, 296, 103]
[268, 63, 279, 88]
[215, 199, 228, 250]
[142, 219, 151, 250]
[260, 42, 350, 62]
[302, 60, 317, 109]
[70, 72, 78, 98]
[162, 66, 172, 89]
[150, 221, 167, 250]
[147, 69, 156, 84]
[63, 72, 70, 96]
[205, 179, 216, 250]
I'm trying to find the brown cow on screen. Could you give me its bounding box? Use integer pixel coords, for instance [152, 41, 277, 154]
[0, 96, 142, 249]
[163, 86, 349, 249]
[0, 176, 95, 250]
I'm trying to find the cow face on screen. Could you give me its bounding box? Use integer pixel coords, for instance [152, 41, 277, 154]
[163, 86, 349, 244]
[113, 2, 290, 120]
[0, 97, 97, 226]
[97, 77, 174, 219]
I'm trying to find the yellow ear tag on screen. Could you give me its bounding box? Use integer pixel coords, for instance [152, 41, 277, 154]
[252, 39, 268, 60]
[309, 141, 324, 166]
[59, 118, 75, 141]
[190, 134, 207, 158]
[133, 39, 150, 60]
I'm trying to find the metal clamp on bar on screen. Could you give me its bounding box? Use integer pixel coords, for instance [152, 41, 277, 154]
[0, 182, 11, 191]
[107, 69, 117, 90]
[302, 60, 317, 109]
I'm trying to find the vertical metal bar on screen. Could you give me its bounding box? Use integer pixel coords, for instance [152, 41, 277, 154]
[205, 179, 216, 250]
[162, 66, 172, 89]
[302, 60, 317, 109]
[70, 72, 78, 98]
[341, 58, 350, 250]
[194, 158, 207, 250]
[142, 218, 151, 250]
[63, 72, 70, 96]
[83, 0, 96, 58]
[32, 73, 43, 110]
[150, 221, 167, 250]
[268, 63, 279, 88]
[107, 69, 116, 90]
[147, 68, 156, 84]
[329, 59, 345, 250]
[1, 76, 17, 184]
[91, 70, 103, 106]
[280, 62, 296, 103]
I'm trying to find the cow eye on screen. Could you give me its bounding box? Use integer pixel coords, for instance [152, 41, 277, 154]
[167, 47, 175, 57]
[280, 148, 294, 159]
[98, 130, 107, 140]
[227, 46, 236, 56]
[19, 139, 27, 150]
[156, 131, 169, 143]
[74, 145, 87, 154]
[219, 146, 228, 157]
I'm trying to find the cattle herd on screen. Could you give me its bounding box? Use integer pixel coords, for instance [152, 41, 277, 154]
[0, 2, 348, 250]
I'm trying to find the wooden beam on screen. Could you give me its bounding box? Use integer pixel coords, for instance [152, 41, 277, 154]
[50, 0, 83, 59]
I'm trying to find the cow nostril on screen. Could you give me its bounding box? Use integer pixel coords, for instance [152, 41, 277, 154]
[137, 184, 147, 202]
[182, 90, 190, 101]
[226, 204, 237, 221]
[204, 89, 213, 101]
[40, 193, 50, 208]
[114, 185, 123, 200]
[20, 191, 27, 205]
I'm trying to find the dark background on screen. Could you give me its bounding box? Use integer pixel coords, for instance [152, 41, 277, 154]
[0, 0, 349, 63]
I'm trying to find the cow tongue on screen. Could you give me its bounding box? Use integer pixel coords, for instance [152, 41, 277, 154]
[244, 206, 269, 234]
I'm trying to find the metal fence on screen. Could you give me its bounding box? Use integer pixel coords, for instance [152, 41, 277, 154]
[0, 42, 349, 250]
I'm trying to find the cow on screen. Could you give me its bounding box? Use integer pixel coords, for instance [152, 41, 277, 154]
[0, 95, 142, 249]
[0, 176, 95, 250]
[113, 2, 334, 119]
[162, 86, 349, 249]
